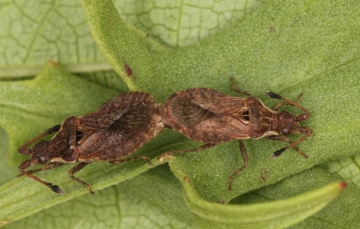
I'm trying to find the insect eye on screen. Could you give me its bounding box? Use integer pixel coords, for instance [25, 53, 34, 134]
[243, 111, 250, 121]
[76, 131, 83, 142]
[282, 128, 290, 135]
[40, 156, 47, 164]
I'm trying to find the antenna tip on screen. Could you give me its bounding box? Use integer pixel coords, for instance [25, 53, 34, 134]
[267, 91, 281, 99]
[51, 185, 65, 194]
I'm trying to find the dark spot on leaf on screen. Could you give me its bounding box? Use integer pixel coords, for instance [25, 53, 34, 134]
[260, 170, 269, 181]
[268, 26, 276, 33]
[124, 64, 135, 80]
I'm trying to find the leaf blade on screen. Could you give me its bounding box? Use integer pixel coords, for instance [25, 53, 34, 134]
[172, 166, 345, 228]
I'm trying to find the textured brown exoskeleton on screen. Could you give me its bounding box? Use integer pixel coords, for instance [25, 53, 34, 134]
[157, 79, 312, 190]
[18, 92, 164, 194]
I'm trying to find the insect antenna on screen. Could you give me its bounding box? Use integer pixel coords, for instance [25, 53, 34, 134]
[18, 125, 61, 155]
[267, 92, 310, 121]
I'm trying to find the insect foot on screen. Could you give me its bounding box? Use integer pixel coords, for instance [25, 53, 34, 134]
[18, 92, 164, 194]
[157, 79, 312, 191]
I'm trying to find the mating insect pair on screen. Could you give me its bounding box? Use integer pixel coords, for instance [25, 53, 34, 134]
[18, 79, 312, 193]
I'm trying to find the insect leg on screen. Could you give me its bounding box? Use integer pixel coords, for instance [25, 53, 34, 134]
[271, 93, 304, 111]
[18, 160, 65, 194]
[157, 143, 217, 162]
[68, 163, 93, 194]
[228, 140, 248, 191]
[230, 78, 252, 96]
[110, 155, 152, 166]
[17, 162, 64, 176]
[267, 135, 308, 158]
[18, 125, 61, 155]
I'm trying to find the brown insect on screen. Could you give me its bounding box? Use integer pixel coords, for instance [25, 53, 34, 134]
[157, 79, 312, 190]
[18, 92, 164, 194]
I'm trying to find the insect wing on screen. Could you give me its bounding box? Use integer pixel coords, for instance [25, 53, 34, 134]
[191, 96, 247, 116]
[164, 95, 217, 128]
[76, 130, 128, 161]
[108, 101, 152, 136]
[77, 95, 160, 161]
[174, 88, 247, 116]
[192, 115, 251, 141]
[163, 89, 252, 142]
[78, 92, 154, 133]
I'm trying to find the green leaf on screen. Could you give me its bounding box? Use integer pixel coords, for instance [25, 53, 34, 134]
[233, 167, 360, 229]
[1, 0, 360, 228]
[0, 1, 110, 78]
[114, 0, 266, 47]
[82, 0, 165, 91]
[0, 0, 262, 78]
[172, 166, 345, 228]
[322, 156, 360, 188]
[0, 129, 16, 186]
